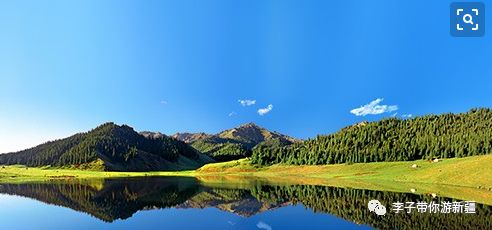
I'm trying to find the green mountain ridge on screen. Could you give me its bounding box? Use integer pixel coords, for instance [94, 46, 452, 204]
[252, 108, 492, 165]
[0, 123, 214, 171]
[172, 123, 298, 162]
[2, 108, 492, 171]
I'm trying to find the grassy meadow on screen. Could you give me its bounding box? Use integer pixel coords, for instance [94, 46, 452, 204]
[1, 154, 492, 187]
[1, 154, 492, 204]
[0, 165, 194, 183]
[195, 154, 492, 205]
[197, 154, 492, 189]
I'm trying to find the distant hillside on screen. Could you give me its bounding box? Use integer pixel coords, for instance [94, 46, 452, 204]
[172, 132, 212, 144]
[0, 123, 214, 171]
[252, 108, 492, 165]
[173, 123, 298, 162]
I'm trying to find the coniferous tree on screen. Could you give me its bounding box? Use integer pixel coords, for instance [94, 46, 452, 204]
[252, 108, 492, 165]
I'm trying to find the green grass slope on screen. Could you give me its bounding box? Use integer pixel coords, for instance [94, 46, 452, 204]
[1, 155, 491, 204]
[197, 154, 492, 189]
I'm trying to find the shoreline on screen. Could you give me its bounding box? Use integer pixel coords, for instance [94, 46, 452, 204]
[1, 155, 491, 187]
[1, 155, 492, 204]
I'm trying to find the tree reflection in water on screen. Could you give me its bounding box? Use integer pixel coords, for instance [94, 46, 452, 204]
[0, 177, 490, 229]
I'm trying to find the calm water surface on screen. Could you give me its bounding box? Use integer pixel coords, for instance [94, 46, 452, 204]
[0, 177, 490, 230]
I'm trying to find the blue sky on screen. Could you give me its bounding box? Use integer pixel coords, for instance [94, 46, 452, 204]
[1, 0, 491, 153]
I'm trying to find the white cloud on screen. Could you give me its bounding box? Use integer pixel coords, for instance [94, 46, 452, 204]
[160, 100, 168, 105]
[228, 111, 237, 117]
[257, 221, 272, 230]
[402, 114, 413, 118]
[238, 99, 256, 106]
[350, 98, 398, 116]
[258, 104, 273, 116]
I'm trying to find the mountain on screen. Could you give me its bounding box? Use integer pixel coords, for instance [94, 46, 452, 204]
[217, 123, 298, 148]
[172, 123, 298, 162]
[252, 108, 492, 166]
[0, 123, 214, 171]
[172, 132, 212, 144]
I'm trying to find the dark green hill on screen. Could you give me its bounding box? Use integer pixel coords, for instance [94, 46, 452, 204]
[0, 123, 214, 171]
[252, 108, 492, 165]
[173, 123, 298, 162]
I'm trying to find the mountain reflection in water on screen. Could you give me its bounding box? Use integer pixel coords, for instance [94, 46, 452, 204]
[0, 177, 490, 230]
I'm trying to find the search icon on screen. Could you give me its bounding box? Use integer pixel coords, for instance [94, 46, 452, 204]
[450, 2, 484, 37]
[463, 14, 474, 24]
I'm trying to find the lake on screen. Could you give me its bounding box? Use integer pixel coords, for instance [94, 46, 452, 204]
[0, 177, 490, 230]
